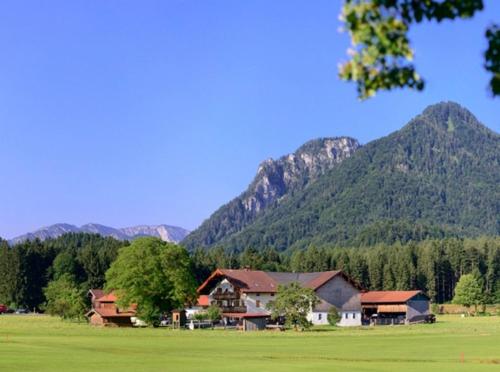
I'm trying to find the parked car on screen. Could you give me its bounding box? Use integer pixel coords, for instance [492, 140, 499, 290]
[0, 304, 8, 314]
[15, 308, 29, 314]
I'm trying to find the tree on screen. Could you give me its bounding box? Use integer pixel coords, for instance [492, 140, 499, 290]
[266, 282, 320, 331]
[339, 0, 499, 99]
[44, 274, 86, 320]
[105, 238, 197, 325]
[452, 274, 483, 313]
[206, 304, 222, 322]
[327, 307, 341, 326]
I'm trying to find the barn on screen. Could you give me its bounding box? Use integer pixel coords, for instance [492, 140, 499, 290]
[86, 289, 137, 327]
[361, 290, 430, 325]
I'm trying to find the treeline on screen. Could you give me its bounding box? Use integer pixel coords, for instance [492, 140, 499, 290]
[0, 234, 127, 310]
[192, 237, 500, 304]
[1, 234, 499, 311]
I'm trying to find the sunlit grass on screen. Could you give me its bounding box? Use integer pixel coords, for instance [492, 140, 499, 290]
[0, 314, 499, 371]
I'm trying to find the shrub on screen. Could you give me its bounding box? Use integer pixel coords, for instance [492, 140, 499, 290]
[327, 307, 341, 326]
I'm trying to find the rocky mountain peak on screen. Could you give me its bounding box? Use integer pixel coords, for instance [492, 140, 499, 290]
[244, 137, 360, 213]
[182, 136, 361, 249]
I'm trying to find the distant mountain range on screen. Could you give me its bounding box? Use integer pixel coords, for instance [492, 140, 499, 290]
[183, 102, 500, 250]
[9, 223, 190, 245]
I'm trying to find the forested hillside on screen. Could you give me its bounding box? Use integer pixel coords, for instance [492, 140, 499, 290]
[183, 137, 360, 249]
[1, 234, 499, 308]
[185, 102, 500, 250]
[0, 234, 127, 310]
[191, 237, 500, 304]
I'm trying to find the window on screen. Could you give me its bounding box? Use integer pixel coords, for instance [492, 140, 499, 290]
[318, 313, 322, 320]
[345, 313, 348, 319]
[256, 293, 260, 296]
[256, 300, 261, 308]
[352, 313, 356, 319]
[271, 293, 275, 297]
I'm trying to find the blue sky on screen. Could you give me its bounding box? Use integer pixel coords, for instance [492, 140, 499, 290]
[1, 1, 499, 239]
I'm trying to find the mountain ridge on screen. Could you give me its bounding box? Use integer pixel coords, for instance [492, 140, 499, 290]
[184, 102, 500, 250]
[9, 223, 190, 245]
[183, 136, 361, 249]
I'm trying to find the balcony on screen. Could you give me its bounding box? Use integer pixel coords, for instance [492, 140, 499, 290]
[221, 306, 247, 313]
[213, 292, 240, 300]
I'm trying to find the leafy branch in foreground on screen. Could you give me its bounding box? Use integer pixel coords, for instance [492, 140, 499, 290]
[338, 0, 498, 99]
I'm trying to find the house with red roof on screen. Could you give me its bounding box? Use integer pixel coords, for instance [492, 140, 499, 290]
[86, 289, 137, 327]
[195, 268, 364, 329]
[361, 290, 430, 324]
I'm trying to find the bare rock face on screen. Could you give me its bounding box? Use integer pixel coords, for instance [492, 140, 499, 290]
[243, 137, 360, 213]
[183, 137, 360, 249]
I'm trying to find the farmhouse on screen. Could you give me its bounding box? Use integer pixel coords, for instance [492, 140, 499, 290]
[196, 268, 363, 329]
[361, 290, 430, 325]
[86, 289, 137, 327]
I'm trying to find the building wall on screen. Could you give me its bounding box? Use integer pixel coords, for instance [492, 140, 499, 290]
[315, 275, 361, 312]
[338, 311, 362, 326]
[308, 311, 329, 325]
[89, 313, 104, 326]
[243, 293, 274, 314]
[209, 279, 234, 296]
[406, 299, 430, 321]
[243, 317, 267, 331]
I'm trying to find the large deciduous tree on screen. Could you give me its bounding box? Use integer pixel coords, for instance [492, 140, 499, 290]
[452, 273, 483, 313]
[339, 0, 499, 99]
[105, 238, 197, 325]
[43, 274, 86, 320]
[266, 282, 320, 331]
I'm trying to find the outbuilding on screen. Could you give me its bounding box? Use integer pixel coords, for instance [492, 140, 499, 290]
[86, 289, 137, 327]
[361, 290, 430, 325]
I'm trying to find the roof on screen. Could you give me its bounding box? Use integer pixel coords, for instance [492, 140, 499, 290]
[95, 293, 118, 302]
[197, 269, 277, 294]
[197, 269, 360, 294]
[86, 308, 136, 318]
[197, 295, 210, 307]
[313, 298, 335, 312]
[89, 289, 105, 299]
[361, 291, 426, 304]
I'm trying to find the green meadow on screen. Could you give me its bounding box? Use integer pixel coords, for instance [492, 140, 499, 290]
[0, 315, 498, 371]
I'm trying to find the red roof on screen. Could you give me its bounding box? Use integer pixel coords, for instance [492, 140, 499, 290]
[304, 271, 342, 290]
[89, 289, 105, 299]
[96, 293, 118, 302]
[197, 269, 359, 294]
[88, 308, 136, 318]
[361, 291, 425, 304]
[197, 295, 209, 307]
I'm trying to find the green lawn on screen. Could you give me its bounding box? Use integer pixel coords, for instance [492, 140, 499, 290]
[0, 315, 499, 371]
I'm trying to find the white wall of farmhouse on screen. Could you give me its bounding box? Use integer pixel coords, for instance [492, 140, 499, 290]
[308, 312, 329, 325]
[338, 311, 362, 326]
[209, 279, 234, 296]
[243, 292, 274, 314]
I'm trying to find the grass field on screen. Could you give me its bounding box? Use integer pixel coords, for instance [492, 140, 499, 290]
[0, 315, 499, 371]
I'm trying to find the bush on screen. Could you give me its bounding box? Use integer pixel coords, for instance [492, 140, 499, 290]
[327, 307, 340, 326]
[206, 304, 222, 321]
[431, 303, 439, 314]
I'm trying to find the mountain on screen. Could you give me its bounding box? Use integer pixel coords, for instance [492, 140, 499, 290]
[182, 137, 360, 248]
[9, 223, 190, 245]
[184, 102, 500, 250]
